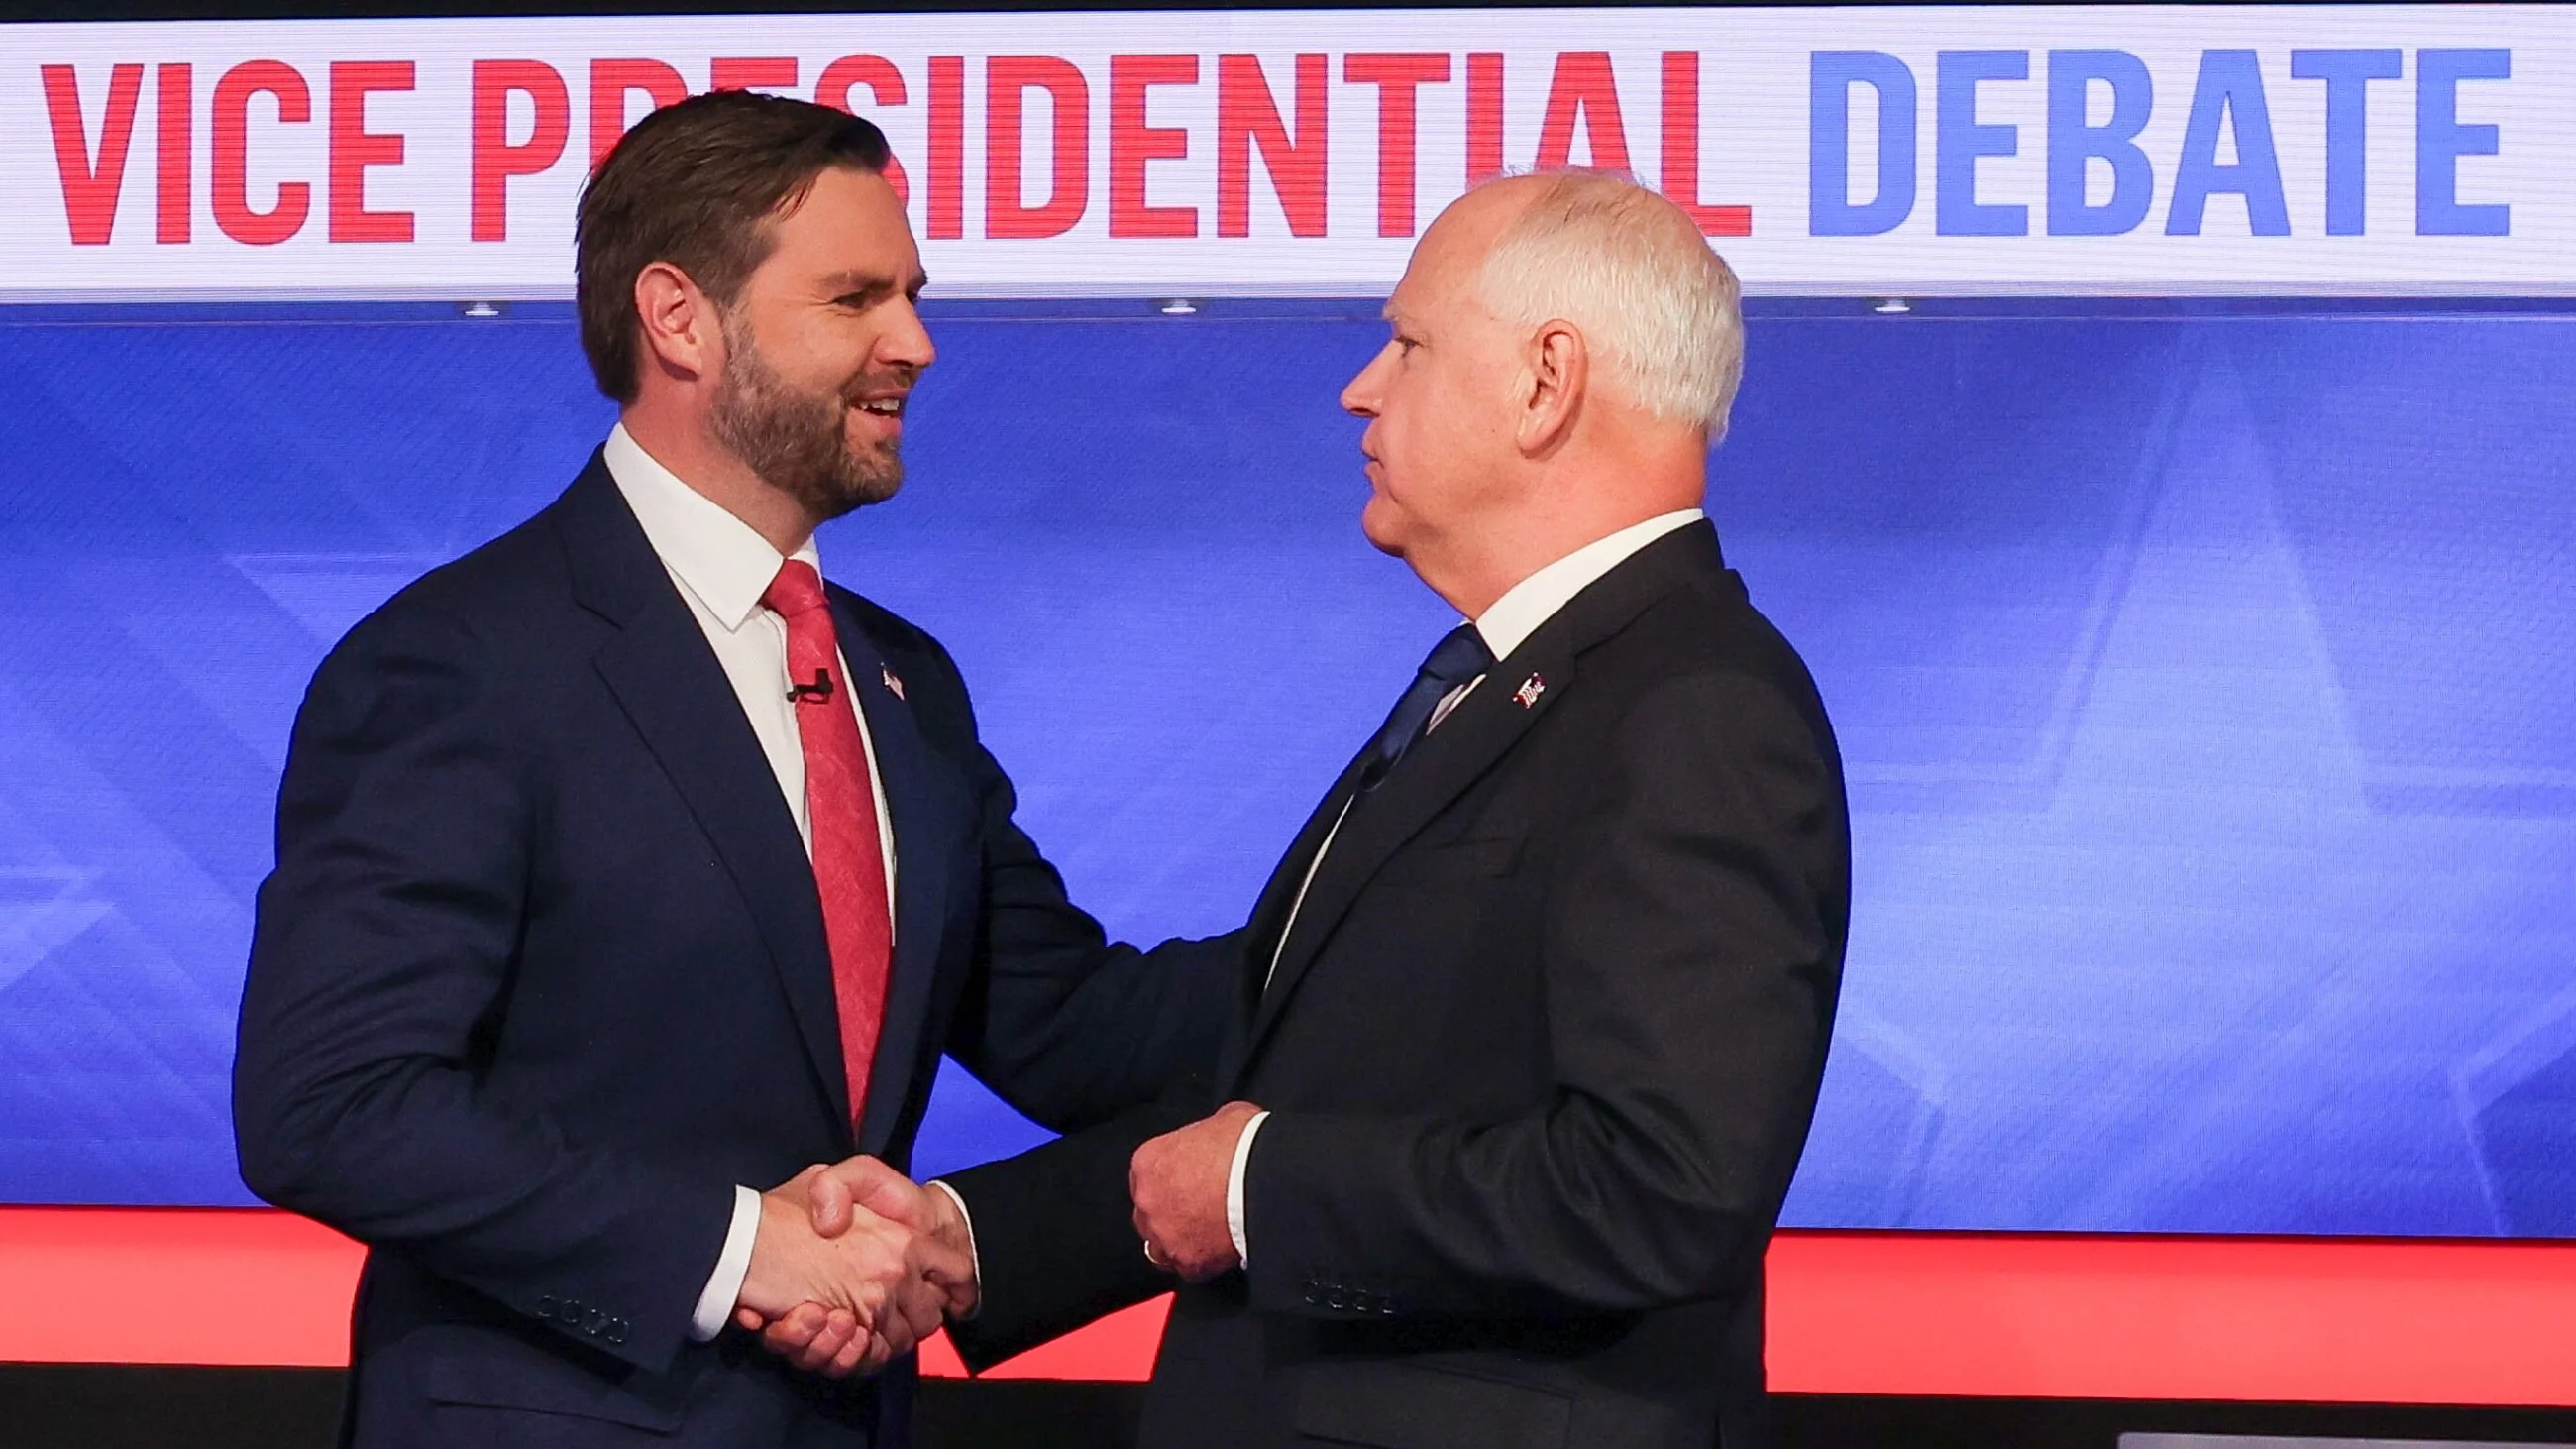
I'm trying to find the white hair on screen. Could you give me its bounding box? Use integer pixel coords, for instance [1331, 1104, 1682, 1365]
[1473, 169, 1745, 441]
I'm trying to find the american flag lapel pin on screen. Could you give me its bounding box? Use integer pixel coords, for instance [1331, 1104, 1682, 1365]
[1514, 674, 1546, 708]
[881, 666, 907, 701]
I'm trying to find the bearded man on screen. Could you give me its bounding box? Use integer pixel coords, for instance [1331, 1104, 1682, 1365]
[233, 91, 1231, 1448]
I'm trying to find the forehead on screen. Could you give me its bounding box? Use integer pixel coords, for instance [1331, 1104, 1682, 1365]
[1390, 183, 1524, 319]
[1387, 227, 1469, 322]
[762, 166, 919, 277]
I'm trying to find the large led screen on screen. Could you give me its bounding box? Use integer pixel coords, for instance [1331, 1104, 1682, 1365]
[4, 5, 2571, 1241]
[0, 297, 2568, 1237]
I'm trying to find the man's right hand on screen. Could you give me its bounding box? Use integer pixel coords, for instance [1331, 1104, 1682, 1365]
[806, 1157, 980, 1319]
[732, 1163, 973, 1378]
[739, 1158, 979, 1370]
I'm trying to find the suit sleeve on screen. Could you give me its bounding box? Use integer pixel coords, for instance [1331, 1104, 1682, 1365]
[232, 604, 732, 1374]
[934, 1100, 1200, 1370]
[1239, 667, 1845, 1320]
[914, 636, 1238, 1133]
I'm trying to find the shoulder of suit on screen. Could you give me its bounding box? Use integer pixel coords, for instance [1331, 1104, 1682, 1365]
[327, 510, 564, 662]
[1583, 571, 1824, 707]
[1590, 565, 1763, 665]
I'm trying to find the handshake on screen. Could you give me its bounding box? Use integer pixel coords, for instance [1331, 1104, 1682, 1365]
[720, 1101, 1265, 1380]
[728, 1157, 976, 1379]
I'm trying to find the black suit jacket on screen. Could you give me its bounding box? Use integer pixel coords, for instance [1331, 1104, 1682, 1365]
[947, 521, 1849, 1449]
[232, 454, 1231, 1448]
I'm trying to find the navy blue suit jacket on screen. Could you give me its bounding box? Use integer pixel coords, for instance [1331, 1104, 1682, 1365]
[234, 454, 1232, 1447]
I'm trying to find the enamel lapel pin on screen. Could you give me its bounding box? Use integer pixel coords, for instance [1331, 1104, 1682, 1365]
[1513, 674, 1546, 708]
[881, 666, 907, 702]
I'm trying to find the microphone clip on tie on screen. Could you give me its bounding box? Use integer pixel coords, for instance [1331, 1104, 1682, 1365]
[786, 668, 835, 705]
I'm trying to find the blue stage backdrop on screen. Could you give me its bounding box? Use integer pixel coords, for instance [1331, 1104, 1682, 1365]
[0, 300, 2568, 1237]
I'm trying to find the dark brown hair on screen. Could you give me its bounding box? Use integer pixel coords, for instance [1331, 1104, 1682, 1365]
[576, 90, 893, 402]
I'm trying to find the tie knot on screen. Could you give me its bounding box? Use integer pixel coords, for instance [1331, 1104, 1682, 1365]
[1420, 624, 1494, 689]
[762, 558, 829, 619]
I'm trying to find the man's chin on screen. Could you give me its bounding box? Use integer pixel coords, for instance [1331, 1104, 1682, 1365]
[820, 485, 900, 522]
[794, 465, 901, 523]
[833, 441, 906, 507]
[1358, 497, 1409, 559]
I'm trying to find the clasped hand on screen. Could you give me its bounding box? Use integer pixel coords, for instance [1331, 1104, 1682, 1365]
[1130, 1101, 1263, 1283]
[735, 1098, 1261, 1381]
[731, 1158, 977, 1379]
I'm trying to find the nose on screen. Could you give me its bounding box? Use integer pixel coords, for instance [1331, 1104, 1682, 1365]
[1342, 342, 1393, 417]
[881, 296, 936, 374]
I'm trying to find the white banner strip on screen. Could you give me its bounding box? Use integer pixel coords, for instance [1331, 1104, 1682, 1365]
[2, 6, 2567, 299]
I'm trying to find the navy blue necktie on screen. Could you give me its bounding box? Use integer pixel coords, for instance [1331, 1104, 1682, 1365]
[1360, 624, 1494, 789]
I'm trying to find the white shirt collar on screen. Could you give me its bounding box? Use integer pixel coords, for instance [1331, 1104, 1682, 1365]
[602, 422, 821, 632]
[1472, 510, 1704, 662]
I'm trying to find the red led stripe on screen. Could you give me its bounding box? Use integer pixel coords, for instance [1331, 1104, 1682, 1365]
[4, 1209, 2572, 1404]
[0, 1207, 363, 1368]
[1763, 1230, 2576, 1403]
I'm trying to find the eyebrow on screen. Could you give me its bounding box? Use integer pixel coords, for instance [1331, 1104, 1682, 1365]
[823, 269, 930, 305]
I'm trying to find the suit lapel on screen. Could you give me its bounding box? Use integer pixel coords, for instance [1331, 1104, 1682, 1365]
[1231, 519, 1729, 1082]
[1215, 748, 1375, 1084]
[828, 597, 971, 1156]
[1236, 631, 1575, 1068]
[558, 460, 853, 1128]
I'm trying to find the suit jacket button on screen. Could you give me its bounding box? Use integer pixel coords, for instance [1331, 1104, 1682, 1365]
[535, 1296, 557, 1319]
[1304, 1289, 1323, 1306]
[1328, 1288, 1350, 1310]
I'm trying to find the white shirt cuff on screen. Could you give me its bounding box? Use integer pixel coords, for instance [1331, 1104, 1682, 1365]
[1226, 1110, 1271, 1266]
[690, 1184, 763, 1342]
[926, 1178, 983, 1319]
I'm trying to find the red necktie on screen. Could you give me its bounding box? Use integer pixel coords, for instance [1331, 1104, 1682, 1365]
[761, 559, 894, 1132]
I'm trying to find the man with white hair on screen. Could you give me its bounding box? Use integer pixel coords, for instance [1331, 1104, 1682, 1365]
[796, 170, 1850, 1448]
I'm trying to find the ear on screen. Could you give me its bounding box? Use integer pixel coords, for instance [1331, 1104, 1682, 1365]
[632, 261, 721, 387]
[1514, 319, 1587, 458]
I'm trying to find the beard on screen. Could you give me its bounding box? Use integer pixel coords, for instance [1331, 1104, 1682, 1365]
[707, 311, 905, 522]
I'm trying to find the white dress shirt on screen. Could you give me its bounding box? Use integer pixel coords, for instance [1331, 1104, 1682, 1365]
[601, 424, 902, 1341]
[1224, 509, 1704, 1263]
